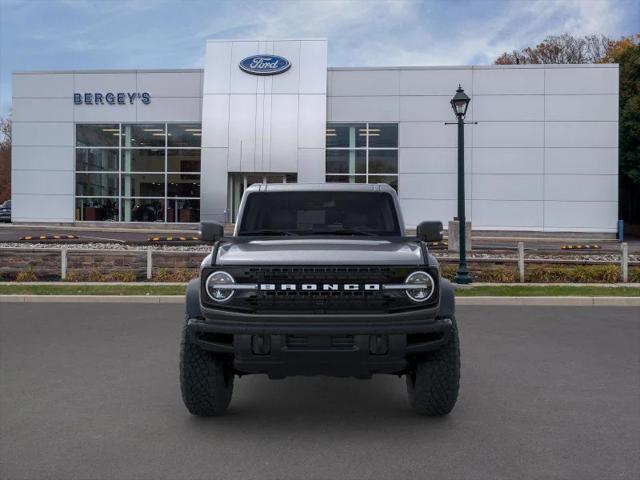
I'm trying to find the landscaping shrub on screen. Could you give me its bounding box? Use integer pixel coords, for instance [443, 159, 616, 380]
[66, 269, 138, 282]
[153, 268, 198, 282]
[439, 262, 518, 282]
[85, 269, 108, 282]
[472, 264, 519, 283]
[107, 271, 138, 282]
[440, 262, 624, 283]
[65, 268, 196, 282]
[11, 260, 633, 284]
[526, 264, 621, 283]
[440, 264, 456, 280]
[15, 269, 38, 282]
[65, 271, 86, 282]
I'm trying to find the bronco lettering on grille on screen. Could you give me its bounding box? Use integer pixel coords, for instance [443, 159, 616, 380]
[259, 284, 381, 291]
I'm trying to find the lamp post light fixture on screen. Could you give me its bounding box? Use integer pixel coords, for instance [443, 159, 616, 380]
[450, 85, 473, 284]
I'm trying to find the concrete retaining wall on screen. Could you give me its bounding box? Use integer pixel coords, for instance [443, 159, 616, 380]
[0, 250, 61, 278]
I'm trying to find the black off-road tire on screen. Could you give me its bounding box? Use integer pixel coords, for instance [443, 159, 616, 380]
[180, 320, 234, 416]
[406, 317, 460, 416]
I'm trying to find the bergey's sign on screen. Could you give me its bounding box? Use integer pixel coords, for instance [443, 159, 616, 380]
[74, 92, 151, 105]
[239, 55, 291, 75]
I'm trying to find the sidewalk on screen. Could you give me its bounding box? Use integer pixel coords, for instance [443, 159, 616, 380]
[1, 294, 639, 306]
[0, 295, 640, 306]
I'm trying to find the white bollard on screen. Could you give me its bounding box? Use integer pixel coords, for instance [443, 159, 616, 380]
[61, 247, 67, 280]
[621, 242, 628, 283]
[147, 247, 153, 280]
[517, 242, 525, 283]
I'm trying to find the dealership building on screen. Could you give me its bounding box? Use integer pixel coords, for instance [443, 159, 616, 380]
[11, 39, 619, 232]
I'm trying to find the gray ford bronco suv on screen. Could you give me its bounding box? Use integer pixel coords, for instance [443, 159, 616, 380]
[181, 183, 460, 416]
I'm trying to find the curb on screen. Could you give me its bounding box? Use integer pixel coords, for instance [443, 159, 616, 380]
[1, 295, 639, 306]
[456, 282, 640, 288]
[0, 295, 183, 304]
[456, 296, 640, 306]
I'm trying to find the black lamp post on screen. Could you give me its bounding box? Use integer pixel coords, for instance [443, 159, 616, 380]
[450, 85, 472, 284]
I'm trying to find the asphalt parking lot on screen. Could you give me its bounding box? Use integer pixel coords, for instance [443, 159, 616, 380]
[1, 303, 638, 480]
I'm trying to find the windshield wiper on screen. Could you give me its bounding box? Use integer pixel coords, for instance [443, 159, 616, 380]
[239, 229, 298, 236]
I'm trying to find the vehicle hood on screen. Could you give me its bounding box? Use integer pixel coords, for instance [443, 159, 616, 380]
[215, 238, 424, 265]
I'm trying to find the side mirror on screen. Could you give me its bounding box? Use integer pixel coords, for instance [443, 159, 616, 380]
[417, 221, 443, 243]
[200, 221, 225, 243]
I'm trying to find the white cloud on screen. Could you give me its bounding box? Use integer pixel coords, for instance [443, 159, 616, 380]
[191, 0, 630, 66]
[550, 0, 624, 35]
[0, 0, 634, 115]
[8, 0, 632, 67]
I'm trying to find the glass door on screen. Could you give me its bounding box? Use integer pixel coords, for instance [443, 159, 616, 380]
[228, 173, 297, 223]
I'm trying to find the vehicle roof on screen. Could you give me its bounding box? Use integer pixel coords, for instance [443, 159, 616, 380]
[245, 182, 397, 194]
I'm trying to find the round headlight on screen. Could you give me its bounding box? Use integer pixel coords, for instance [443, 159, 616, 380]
[205, 271, 235, 302]
[405, 271, 435, 302]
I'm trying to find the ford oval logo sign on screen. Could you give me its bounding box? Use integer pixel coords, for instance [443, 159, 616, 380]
[239, 55, 291, 75]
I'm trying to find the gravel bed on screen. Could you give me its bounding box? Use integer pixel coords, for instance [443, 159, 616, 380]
[0, 242, 212, 252]
[2, 241, 638, 263]
[433, 251, 640, 262]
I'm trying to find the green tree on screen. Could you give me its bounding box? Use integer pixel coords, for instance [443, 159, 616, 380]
[601, 35, 640, 224]
[496, 34, 640, 226]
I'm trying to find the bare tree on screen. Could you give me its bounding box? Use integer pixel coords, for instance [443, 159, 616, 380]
[495, 34, 610, 64]
[0, 116, 11, 202]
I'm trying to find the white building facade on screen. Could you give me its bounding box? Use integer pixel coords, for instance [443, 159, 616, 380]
[11, 39, 619, 232]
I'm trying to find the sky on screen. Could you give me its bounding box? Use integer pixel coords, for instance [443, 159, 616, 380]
[0, 0, 638, 116]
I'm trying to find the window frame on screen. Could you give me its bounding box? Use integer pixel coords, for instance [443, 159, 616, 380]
[325, 122, 399, 190]
[74, 122, 202, 222]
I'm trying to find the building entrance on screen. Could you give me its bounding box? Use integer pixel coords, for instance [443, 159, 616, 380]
[228, 173, 297, 222]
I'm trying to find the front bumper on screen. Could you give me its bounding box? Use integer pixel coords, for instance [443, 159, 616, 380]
[187, 313, 452, 378]
[199, 303, 440, 335]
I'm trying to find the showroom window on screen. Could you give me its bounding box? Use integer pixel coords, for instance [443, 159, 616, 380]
[325, 123, 398, 191]
[75, 123, 201, 222]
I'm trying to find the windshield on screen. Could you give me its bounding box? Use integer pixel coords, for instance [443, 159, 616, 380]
[238, 191, 401, 236]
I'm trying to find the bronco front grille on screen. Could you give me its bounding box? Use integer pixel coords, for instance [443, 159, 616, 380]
[244, 266, 398, 282]
[201, 265, 438, 314]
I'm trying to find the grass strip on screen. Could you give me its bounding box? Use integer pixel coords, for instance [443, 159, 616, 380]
[0, 284, 186, 296]
[0, 284, 639, 297]
[455, 285, 640, 297]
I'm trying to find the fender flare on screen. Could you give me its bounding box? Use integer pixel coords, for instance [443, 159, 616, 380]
[437, 278, 456, 319]
[185, 277, 203, 319]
